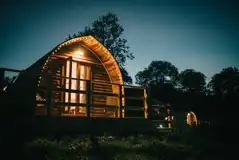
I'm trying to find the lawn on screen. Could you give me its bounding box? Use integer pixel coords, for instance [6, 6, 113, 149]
[25, 131, 203, 160]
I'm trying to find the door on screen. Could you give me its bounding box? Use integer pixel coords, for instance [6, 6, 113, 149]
[64, 59, 91, 115]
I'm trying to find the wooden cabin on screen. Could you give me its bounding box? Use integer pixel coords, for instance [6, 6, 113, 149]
[1, 36, 148, 119]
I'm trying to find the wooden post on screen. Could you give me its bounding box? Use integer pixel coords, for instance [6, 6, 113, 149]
[119, 84, 123, 118]
[59, 66, 64, 116]
[146, 87, 152, 120]
[144, 88, 148, 119]
[166, 103, 172, 129]
[0, 68, 5, 90]
[46, 75, 52, 116]
[87, 79, 91, 118]
[68, 58, 72, 113]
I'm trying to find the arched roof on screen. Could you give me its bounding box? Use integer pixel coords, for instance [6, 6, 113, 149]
[41, 35, 123, 85]
[5, 35, 123, 95]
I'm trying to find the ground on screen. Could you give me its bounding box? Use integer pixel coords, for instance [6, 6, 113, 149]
[24, 125, 227, 160]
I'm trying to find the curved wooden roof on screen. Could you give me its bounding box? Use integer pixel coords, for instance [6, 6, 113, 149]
[42, 35, 123, 85]
[5, 36, 123, 98]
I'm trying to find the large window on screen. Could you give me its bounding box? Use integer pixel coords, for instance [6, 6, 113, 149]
[64, 59, 90, 115]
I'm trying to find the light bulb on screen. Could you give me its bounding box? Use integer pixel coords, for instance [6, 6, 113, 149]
[75, 50, 83, 56]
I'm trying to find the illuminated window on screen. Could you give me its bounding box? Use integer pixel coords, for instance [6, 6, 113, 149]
[64, 59, 90, 115]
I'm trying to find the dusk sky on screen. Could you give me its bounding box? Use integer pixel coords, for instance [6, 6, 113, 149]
[1, 0, 239, 83]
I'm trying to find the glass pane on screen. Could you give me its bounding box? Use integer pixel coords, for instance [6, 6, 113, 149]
[79, 80, 86, 91]
[71, 80, 77, 90]
[72, 62, 77, 78]
[65, 92, 69, 102]
[71, 92, 76, 103]
[62, 60, 91, 116]
[80, 93, 86, 103]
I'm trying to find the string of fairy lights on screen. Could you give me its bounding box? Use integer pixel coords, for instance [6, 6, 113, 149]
[33, 35, 150, 120]
[36, 36, 123, 89]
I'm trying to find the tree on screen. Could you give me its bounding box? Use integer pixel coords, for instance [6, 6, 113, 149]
[177, 69, 207, 118]
[179, 69, 206, 94]
[207, 67, 239, 125]
[135, 60, 179, 87]
[135, 60, 179, 103]
[67, 12, 134, 84]
[208, 67, 239, 97]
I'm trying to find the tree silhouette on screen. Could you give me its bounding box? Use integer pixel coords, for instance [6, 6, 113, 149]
[135, 60, 179, 104]
[179, 69, 206, 94]
[206, 67, 239, 125]
[67, 12, 134, 84]
[135, 60, 179, 87]
[208, 67, 239, 97]
[135, 61, 211, 115]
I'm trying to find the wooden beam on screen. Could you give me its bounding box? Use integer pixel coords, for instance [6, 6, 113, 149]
[124, 106, 144, 110]
[68, 58, 72, 108]
[123, 97, 145, 100]
[119, 84, 123, 118]
[90, 104, 118, 109]
[92, 91, 118, 97]
[144, 88, 148, 119]
[87, 79, 91, 118]
[52, 88, 87, 94]
[53, 102, 86, 106]
[46, 75, 52, 116]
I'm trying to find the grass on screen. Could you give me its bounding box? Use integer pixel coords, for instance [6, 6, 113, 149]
[21, 125, 229, 160]
[25, 133, 196, 160]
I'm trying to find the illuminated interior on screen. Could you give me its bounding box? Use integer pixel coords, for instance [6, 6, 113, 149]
[35, 36, 147, 118]
[186, 111, 197, 126]
[64, 58, 90, 115]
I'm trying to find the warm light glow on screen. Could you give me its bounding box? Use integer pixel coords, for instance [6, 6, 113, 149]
[75, 50, 83, 56]
[144, 88, 148, 118]
[168, 123, 171, 128]
[47, 36, 123, 89]
[41, 36, 136, 117]
[122, 109, 125, 118]
[64, 59, 90, 114]
[65, 60, 70, 103]
[186, 111, 197, 126]
[71, 61, 77, 103]
[167, 116, 171, 121]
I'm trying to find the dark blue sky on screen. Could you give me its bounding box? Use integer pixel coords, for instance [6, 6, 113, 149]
[1, 0, 239, 83]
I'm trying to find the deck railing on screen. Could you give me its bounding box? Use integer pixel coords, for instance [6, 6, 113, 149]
[0, 67, 148, 119]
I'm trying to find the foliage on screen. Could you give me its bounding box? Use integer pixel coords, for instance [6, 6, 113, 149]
[135, 60, 179, 87]
[206, 67, 239, 124]
[176, 69, 207, 113]
[135, 60, 237, 120]
[120, 67, 133, 85]
[179, 69, 206, 94]
[67, 12, 134, 84]
[135, 60, 211, 115]
[135, 60, 180, 104]
[208, 67, 239, 97]
[25, 135, 193, 160]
